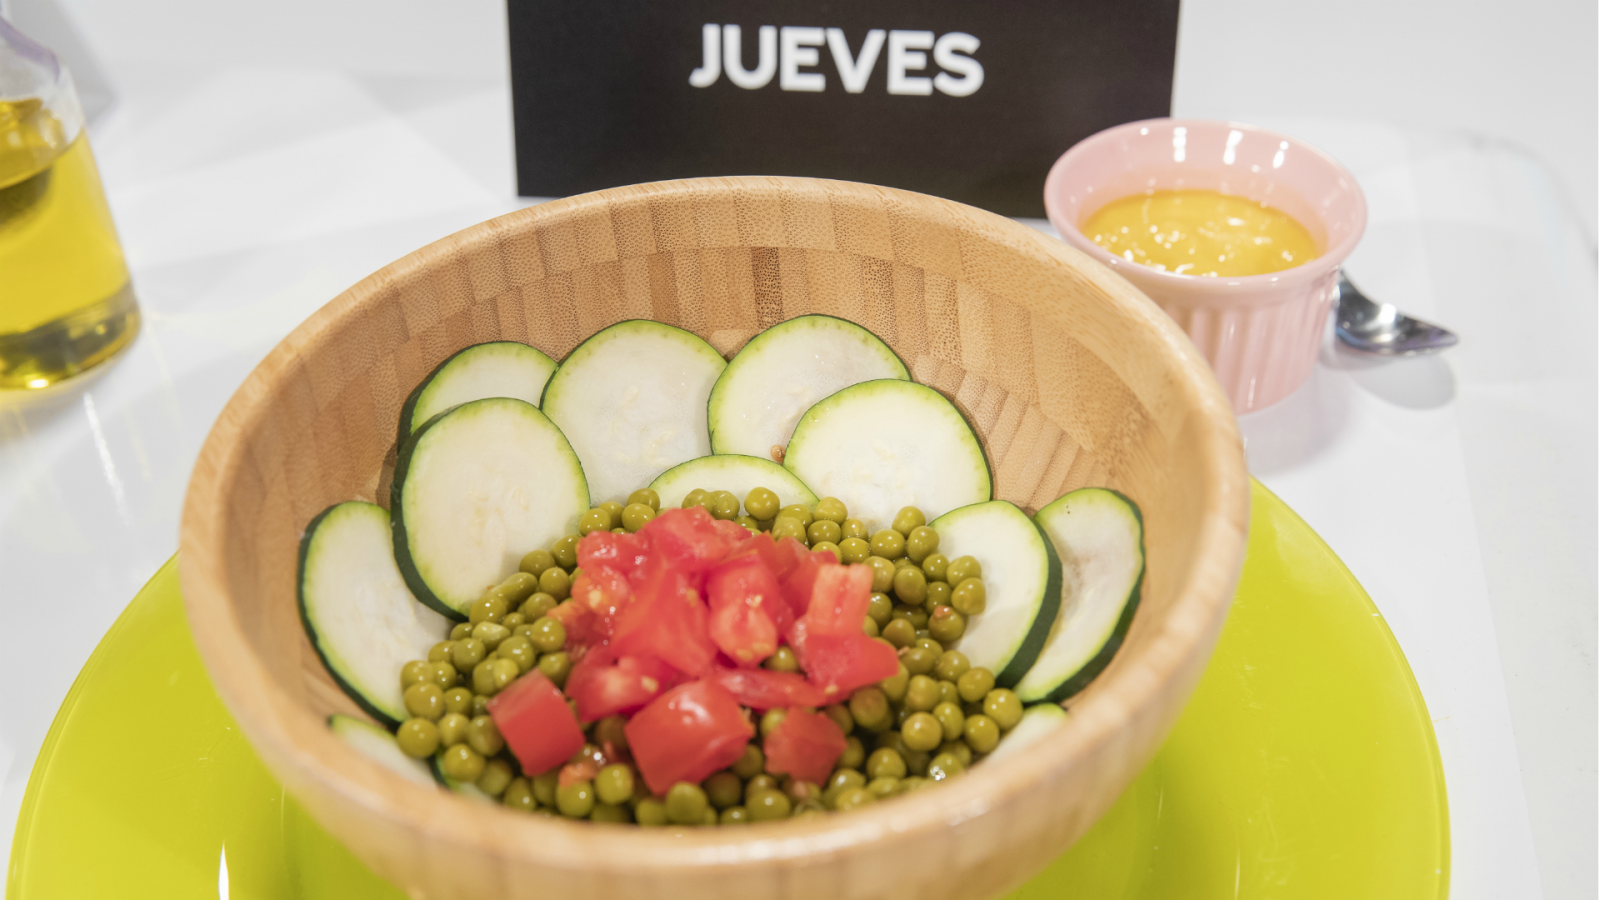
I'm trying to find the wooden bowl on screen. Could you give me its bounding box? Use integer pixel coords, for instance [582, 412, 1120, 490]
[180, 177, 1248, 900]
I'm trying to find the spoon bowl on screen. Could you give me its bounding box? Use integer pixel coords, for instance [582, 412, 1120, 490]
[1334, 272, 1459, 355]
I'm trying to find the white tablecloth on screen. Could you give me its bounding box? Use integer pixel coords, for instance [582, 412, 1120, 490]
[1, 4, 1593, 897]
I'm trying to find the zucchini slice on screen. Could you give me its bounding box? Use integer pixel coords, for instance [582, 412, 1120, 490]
[299, 502, 453, 725]
[398, 341, 557, 439]
[933, 500, 1062, 686]
[707, 315, 909, 460]
[1015, 488, 1145, 704]
[784, 379, 991, 530]
[429, 756, 497, 804]
[541, 320, 727, 504]
[984, 703, 1069, 763]
[648, 454, 819, 511]
[392, 397, 589, 618]
[328, 714, 437, 788]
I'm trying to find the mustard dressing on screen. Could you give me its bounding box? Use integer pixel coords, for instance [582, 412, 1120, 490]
[1082, 189, 1319, 277]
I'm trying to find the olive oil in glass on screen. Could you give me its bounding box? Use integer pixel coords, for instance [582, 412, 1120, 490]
[1, 20, 138, 394]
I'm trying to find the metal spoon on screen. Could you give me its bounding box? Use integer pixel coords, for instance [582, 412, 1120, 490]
[1334, 271, 1458, 355]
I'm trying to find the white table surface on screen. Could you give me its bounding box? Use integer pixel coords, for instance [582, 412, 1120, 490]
[2, 3, 1594, 898]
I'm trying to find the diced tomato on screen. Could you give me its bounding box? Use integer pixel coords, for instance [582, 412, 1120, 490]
[625, 680, 754, 795]
[810, 547, 839, 565]
[712, 667, 827, 710]
[639, 507, 734, 574]
[559, 757, 600, 788]
[546, 598, 599, 649]
[611, 558, 717, 676]
[803, 563, 874, 636]
[570, 565, 632, 634]
[762, 708, 847, 785]
[565, 646, 678, 722]
[705, 553, 784, 666]
[769, 535, 808, 580]
[578, 530, 653, 581]
[801, 633, 901, 701]
[712, 518, 756, 545]
[778, 550, 828, 619]
[487, 671, 586, 776]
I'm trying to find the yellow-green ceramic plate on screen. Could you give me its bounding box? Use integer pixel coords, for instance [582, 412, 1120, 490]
[7, 481, 1448, 899]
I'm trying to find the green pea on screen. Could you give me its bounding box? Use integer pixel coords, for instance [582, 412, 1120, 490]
[431, 661, 459, 691]
[465, 715, 504, 756]
[893, 556, 915, 570]
[865, 557, 896, 593]
[403, 682, 444, 720]
[400, 660, 432, 689]
[927, 605, 965, 644]
[468, 593, 506, 626]
[934, 650, 971, 683]
[866, 776, 901, 798]
[837, 537, 871, 564]
[837, 735, 866, 770]
[665, 782, 710, 824]
[901, 645, 938, 676]
[823, 703, 855, 736]
[472, 621, 510, 651]
[439, 743, 485, 782]
[891, 506, 927, 535]
[865, 747, 907, 779]
[946, 555, 982, 583]
[805, 519, 841, 546]
[588, 802, 629, 823]
[834, 786, 876, 811]
[879, 662, 911, 702]
[903, 674, 939, 712]
[901, 712, 944, 752]
[620, 488, 655, 511]
[396, 718, 439, 758]
[940, 738, 974, 768]
[892, 565, 928, 605]
[763, 645, 800, 673]
[746, 788, 791, 822]
[539, 566, 571, 601]
[449, 622, 474, 641]
[903, 525, 939, 563]
[925, 581, 953, 609]
[707, 490, 740, 520]
[681, 488, 709, 510]
[470, 694, 490, 717]
[958, 667, 996, 703]
[879, 618, 915, 648]
[520, 592, 558, 619]
[426, 641, 453, 664]
[471, 659, 509, 695]
[501, 611, 527, 631]
[841, 518, 870, 540]
[593, 715, 629, 754]
[450, 639, 486, 673]
[531, 771, 559, 807]
[777, 504, 814, 528]
[861, 616, 880, 637]
[497, 635, 536, 673]
[985, 689, 1025, 731]
[519, 549, 556, 577]
[634, 797, 669, 826]
[578, 507, 613, 536]
[443, 687, 474, 716]
[719, 806, 749, 825]
[913, 636, 944, 657]
[781, 777, 821, 804]
[856, 594, 890, 629]
[870, 529, 906, 560]
[736, 486, 775, 521]
[744, 773, 779, 801]
[597, 498, 624, 520]
[538, 651, 572, 688]
[498, 571, 540, 606]
[503, 777, 536, 812]
[771, 517, 809, 544]
[759, 708, 788, 737]
[951, 578, 986, 615]
[704, 771, 743, 809]
[437, 712, 470, 747]
[621, 502, 656, 532]
[475, 758, 514, 798]
[814, 540, 842, 561]
[848, 687, 892, 732]
[927, 752, 964, 781]
[938, 679, 962, 706]
[529, 616, 566, 653]
[592, 763, 634, 805]
[551, 534, 580, 570]
[556, 780, 596, 818]
[822, 769, 866, 808]
[813, 497, 848, 524]
[932, 701, 966, 741]
[731, 744, 765, 779]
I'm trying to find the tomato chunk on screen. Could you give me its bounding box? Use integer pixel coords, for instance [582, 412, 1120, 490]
[487, 671, 586, 776]
[565, 646, 677, 722]
[705, 553, 783, 666]
[639, 507, 734, 574]
[611, 559, 717, 677]
[712, 518, 756, 545]
[763, 707, 847, 785]
[546, 598, 598, 649]
[577, 530, 652, 580]
[803, 563, 874, 636]
[778, 549, 829, 619]
[712, 667, 827, 710]
[625, 680, 754, 795]
[570, 565, 632, 635]
[802, 633, 901, 700]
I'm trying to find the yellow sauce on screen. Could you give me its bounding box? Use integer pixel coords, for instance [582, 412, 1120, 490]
[1082, 189, 1319, 277]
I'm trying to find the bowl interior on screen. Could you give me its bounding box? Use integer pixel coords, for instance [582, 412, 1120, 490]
[1045, 119, 1367, 278]
[179, 176, 1248, 900]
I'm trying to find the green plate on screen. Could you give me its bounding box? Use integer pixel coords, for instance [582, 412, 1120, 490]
[7, 480, 1448, 899]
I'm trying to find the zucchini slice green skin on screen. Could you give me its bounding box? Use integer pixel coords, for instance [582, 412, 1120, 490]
[391, 397, 589, 619]
[1015, 488, 1146, 704]
[397, 341, 558, 441]
[648, 454, 819, 511]
[329, 714, 437, 788]
[298, 502, 453, 727]
[784, 379, 992, 531]
[933, 500, 1062, 687]
[707, 314, 910, 459]
[541, 319, 726, 505]
[984, 703, 1069, 763]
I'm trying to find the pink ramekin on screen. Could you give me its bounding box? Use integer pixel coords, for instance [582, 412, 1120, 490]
[1044, 119, 1367, 413]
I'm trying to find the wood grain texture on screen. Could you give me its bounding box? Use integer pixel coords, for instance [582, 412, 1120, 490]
[178, 177, 1249, 900]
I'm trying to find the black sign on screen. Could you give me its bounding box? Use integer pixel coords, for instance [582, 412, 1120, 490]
[507, 1, 1179, 217]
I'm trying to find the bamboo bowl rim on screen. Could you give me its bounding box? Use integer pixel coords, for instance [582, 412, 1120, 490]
[179, 176, 1248, 883]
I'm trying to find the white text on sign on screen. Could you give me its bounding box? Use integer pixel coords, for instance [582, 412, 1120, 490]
[689, 26, 984, 97]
